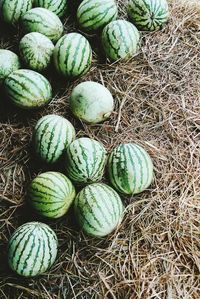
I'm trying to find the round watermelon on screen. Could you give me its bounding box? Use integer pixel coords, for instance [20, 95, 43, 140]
[70, 81, 114, 124]
[127, 0, 169, 31]
[4, 69, 52, 109]
[34, 0, 68, 17]
[0, 0, 32, 25]
[0, 50, 21, 84]
[74, 183, 124, 237]
[8, 222, 58, 277]
[33, 114, 76, 164]
[28, 172, 76, 218]
[65, 137, 107, 184]
[77, 0, 118, 32]
[102, 19, 140, 61]
[21, 8, 63, 43]
[53, 33, 92, 78]
[108, 143, 154, 195]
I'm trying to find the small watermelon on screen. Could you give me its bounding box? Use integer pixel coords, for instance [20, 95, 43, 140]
[0, 0, 32, 25]
[19, 32, 54, 72]
[74, 183, 124, 237]
[65, 137, 107, 184]
[108, 143, 154, 195]
[127, 0, 169, 31]
[8, 222, 58, 277]
[0, 50, 21, 84]
[70, 81, 114, 124]
[102, 19, 140, 61]
[28, 172, 76, 218]
[77, 0, 118, 32]
[21, 8, 63, 43]
[53, 33, 92, 78]
[33, 114, 76, 164]
[34, 0, 68, 17]
[4, 69, 52, 109]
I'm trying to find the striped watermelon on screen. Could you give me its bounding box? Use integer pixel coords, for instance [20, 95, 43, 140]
[4, 69, 52, 109]
[21, 8, 64, 43]
[8, 222, 58, 277]
[127, 0, 169, 31]
[33, 114, 76, 164]
[0, 50, 20, 84]
[70, 81, 114, 124]
[102, 20, 140, 61]
[53, 33, 92, 78]
[19, 32, 54, 72]
[34, 0, 68, 17]
[28, 172, 76, 218]
[65, 137, 107, 184]
[108, 143, 154, 195]
[74, 183, 124, 237]
[0, 0, 32, 25]
[77, 0, 118, 32]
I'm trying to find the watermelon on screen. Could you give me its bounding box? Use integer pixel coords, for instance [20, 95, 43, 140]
[127, 0, 169, 31]
[108, 143, 154, 195]
[28, 172, 76, 218]
[33, 114, 76, 164]
[74, 183, 124, 237]
[8, 222, 58, 277]
[4, 69, 52, 109]
[0, 50, 20, 84]
[21, 8, 63, 43]
[65, 137, 107, 184]
[53, 33, 92, 78]
[77, 0, 118, 32]
[34, 0, 68, 17]
[0, 0, 32, 25]
[19, 32, 54, 72]
[102, 19, 140, 61]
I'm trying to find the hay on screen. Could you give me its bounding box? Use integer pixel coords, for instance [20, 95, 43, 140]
[0, 0, 200, 298]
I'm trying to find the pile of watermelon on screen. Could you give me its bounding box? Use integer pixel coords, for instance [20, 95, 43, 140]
[0, 0, 169, 277]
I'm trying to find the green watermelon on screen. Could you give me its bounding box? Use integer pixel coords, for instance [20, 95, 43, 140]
[102, 19, 140, 61]
[19, 32, 54, 72]
[0, 0, 32, 25]
[8, 222, 58, 277]
[28, 172, 76, 218]
[0, 50, 21, 84]
[108, 143, 154, 195]
[74, 183, 124, 237]
[127, 0, 169, 31]
[34, 0, 68, 17]
[65, 137, 107, 184]
[77, 0, 118, 32]
[4, 69, 52, 109]
[21, 8, 63, 43]
[53, 33, 92, 78]
[70, 81, 114, 124]
[33, 114, 76, 164]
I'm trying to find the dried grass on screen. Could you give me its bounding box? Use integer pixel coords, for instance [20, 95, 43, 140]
[0, 0, 200, 298]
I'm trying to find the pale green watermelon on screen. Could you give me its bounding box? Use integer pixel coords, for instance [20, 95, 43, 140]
[34, 0, 68, 17]
[1, 0, 32, 25]
[0, 49, 20, 84]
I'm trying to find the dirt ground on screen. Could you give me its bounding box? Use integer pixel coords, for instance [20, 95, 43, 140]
[0, 0, 199, 298]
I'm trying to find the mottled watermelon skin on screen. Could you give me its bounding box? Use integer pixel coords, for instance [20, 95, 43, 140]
[77, 0, 118, 32]
[34, 0, 68, 17]
[53, 33, 92, 78]
[33, 114, 76, 164]
[28, 172, 76, 218]
[8, 222, 58, 277]
[0, 0, 32, 25]
[128, 0, 169, 31]
[21, 8, 64, 43]
[19, 32, 54, 72]
[108, 143, 154, 195]
[74, 183, 124, 237]
[0, 49, 21, 84]
[102, 19, 140, 61]
[4, 69, 52, 109]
